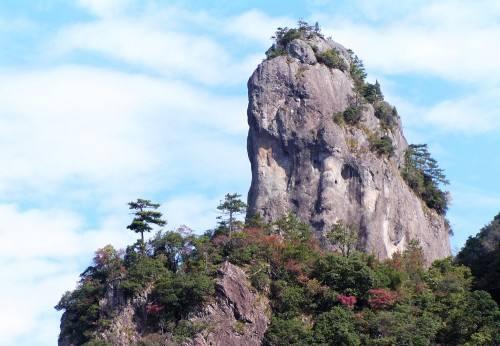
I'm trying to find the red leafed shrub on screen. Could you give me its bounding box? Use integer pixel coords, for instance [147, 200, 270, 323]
[337, 294, 357, 309]
[368, 288, 398, 309]
[146, 303, 164, 315]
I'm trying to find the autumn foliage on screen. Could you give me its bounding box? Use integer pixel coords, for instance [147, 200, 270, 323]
[367, 288, 398, 309]
[337, 294, 357, 309]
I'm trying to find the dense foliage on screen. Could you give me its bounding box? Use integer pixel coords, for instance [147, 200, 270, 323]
[266, 20, 322, 59]
[457, 212, 500, 303]
[57, 199, 499, 345]
[401, 144, 450, 214]
[334, 105, 362, 126]
[370, 135, 394, 156]
[315, 49, 348, 71]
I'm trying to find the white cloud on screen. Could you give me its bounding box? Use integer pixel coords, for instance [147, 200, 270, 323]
[0, 65, 248, 199]
[50, 16, 261, 85]
[223, 10, 294, 46]
[422, 88, 500, 133]
[317, 1, 500, 84]
[162, 194, 220, 233]
[76, 0, 131, 17]
[0, 203, 139, 344]
[384, 87, 500, 134]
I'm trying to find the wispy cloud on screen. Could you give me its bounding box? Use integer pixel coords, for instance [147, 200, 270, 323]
[315, 1, 500, 84]
[0, 203, 137, 344]
[0, 65, 248, 200]
[49, 11, 263, 85]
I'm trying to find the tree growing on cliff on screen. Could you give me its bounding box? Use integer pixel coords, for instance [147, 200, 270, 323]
[327, 221, 358, 257]
[127, 199, 166, 251]
[217, 193, 247, 236]
[402, 144, 449, 214]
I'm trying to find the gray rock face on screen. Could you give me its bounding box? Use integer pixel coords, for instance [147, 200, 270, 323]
[247, 37, 451, 263]
[59, 263, 269, 346]
[187, 262, 269, 346]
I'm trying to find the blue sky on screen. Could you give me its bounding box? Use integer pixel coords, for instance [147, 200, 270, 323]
[0, 0, 499, 344]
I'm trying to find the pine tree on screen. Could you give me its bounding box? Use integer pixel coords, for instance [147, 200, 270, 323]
[217, 193, 247, 236]
[127, 199, 166, 252]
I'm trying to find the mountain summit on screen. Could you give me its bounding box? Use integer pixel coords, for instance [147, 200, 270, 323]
[246, 25, 450, 263]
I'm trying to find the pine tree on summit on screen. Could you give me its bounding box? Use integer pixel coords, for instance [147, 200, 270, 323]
[127, 199, 166, 251]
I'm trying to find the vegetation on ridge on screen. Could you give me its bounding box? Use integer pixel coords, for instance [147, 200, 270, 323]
[56, 197, 499, 345]
[457, 212, 500, 303]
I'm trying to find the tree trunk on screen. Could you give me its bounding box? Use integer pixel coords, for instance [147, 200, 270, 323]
[229, 211, 233, 238]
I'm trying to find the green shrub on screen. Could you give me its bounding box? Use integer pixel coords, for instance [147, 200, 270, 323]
[121, 256, 168, 297]
[265, 48, 287, 60]
[271, 280, 309, 316]
[173, 320, 207, 341]
[276, 28, 301, 46]
[264, 317, 313, 345]
[154, 272, 215, 320]
[251, 268, 271, 292]
[315, 49, 348, 71]
[370, 135, 394, 156]
[342, 106, 362, 125]
[55, 281, 105, 345]
[313, 254, 376, 297]
[361, 307, 440, 345]
[375, 101, 397, 129]
[313, 307, 361, 345]
[333, 111, 345, 126]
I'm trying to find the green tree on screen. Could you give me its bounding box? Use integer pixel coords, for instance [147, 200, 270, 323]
[405, 144, 449, 186]
[348, 49, 367, 93]
[154, 272, 215, 320]
[313, 254, 376, 297]
[273, 213, 311, 241]
[402, 144, 449, 214]
[150, 231, 186, 272]
[217, 193, 247, 236]
[363, 80, 384, 103]
[456, 212, 500, 303]
[327, 221, 358, 257]
[127, 199, 166, 249]
[313, 306, 361, 345]
[264, 317, 313, 345]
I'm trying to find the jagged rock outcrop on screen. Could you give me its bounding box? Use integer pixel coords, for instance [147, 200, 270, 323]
[187, 262, 269, 346]
[59, 262, 269, 346]
[247, 35, 451, 263]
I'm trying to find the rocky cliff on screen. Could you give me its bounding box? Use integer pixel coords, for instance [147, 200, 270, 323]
[247, 33, 451, 263]
[59, 262, 268, 346]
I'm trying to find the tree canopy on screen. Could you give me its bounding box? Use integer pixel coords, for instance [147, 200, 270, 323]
[56, 198, 500, 346]
[127, 198, 166, 247]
